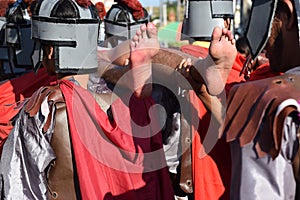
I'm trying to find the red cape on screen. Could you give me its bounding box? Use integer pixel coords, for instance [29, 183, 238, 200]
[0, 68, 56, 149]
[59, 80, 174, 199]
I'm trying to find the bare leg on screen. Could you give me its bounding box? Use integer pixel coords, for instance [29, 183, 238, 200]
[130, 22, 159, 98]
[193, 27, 237, 95]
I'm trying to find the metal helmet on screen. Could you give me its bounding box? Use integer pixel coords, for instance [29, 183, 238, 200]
[244, 0, 300, 61]
[4, 0, 34, 69]
[0, 17, 9, 64]
[31, 0, 100, 74]
[181, 0, 234, 41]
[104, 1, 149, 48]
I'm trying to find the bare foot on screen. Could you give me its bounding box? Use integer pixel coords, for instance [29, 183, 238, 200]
[130, 22, 159, 66]
[130, 22, 159, 98]
[193, 27, 237, 95]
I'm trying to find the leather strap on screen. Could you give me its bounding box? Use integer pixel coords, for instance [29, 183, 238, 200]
[179, 90, 193, 193]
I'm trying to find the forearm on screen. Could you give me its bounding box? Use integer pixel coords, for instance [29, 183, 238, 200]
[195, 87, 225, 129]
[101, 48, 200, 85]
[100, 63, 130, 84]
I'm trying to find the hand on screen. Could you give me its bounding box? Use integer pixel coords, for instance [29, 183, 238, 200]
[176, 58, 204, 93]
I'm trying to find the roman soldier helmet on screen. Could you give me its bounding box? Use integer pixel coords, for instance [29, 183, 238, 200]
[104, 0, 149, 48]
[244, 0, 300, 60]
[31, 0, 100, 73]
[5, 0, 34, 69]
[0, 17, 9, 66]
[240, 0, 300, 76]
[181, 0, 234, 41]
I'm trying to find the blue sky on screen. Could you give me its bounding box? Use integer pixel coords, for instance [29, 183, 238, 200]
[139, 0, 177, 7]
[139, 0, 160, 7]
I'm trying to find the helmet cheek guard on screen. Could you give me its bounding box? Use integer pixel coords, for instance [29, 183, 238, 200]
[31, 0, 100, 74]
[181, 0, 234, 41]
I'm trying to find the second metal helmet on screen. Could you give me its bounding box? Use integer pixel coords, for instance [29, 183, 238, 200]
[181, 0, 234, 41]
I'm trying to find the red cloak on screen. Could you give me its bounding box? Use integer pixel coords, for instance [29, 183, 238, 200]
[59, 80, 174, 199]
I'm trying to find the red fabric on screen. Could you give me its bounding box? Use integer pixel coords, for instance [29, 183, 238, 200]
[196, 97, 231, 200]
[0, 68, 56, 149]
[75, 0, 91, 8]
[180, 44, 209, 59]
[225, 61, 282, 94]
[0, 0, 10, 16]
[59, 80, 174, 200]
[225, 53, 247, 95]
[189, 91, 225, 200]
[248, 62, 282, 81]
[115, 0, 144, 20]
[227, 53, 246, 84]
